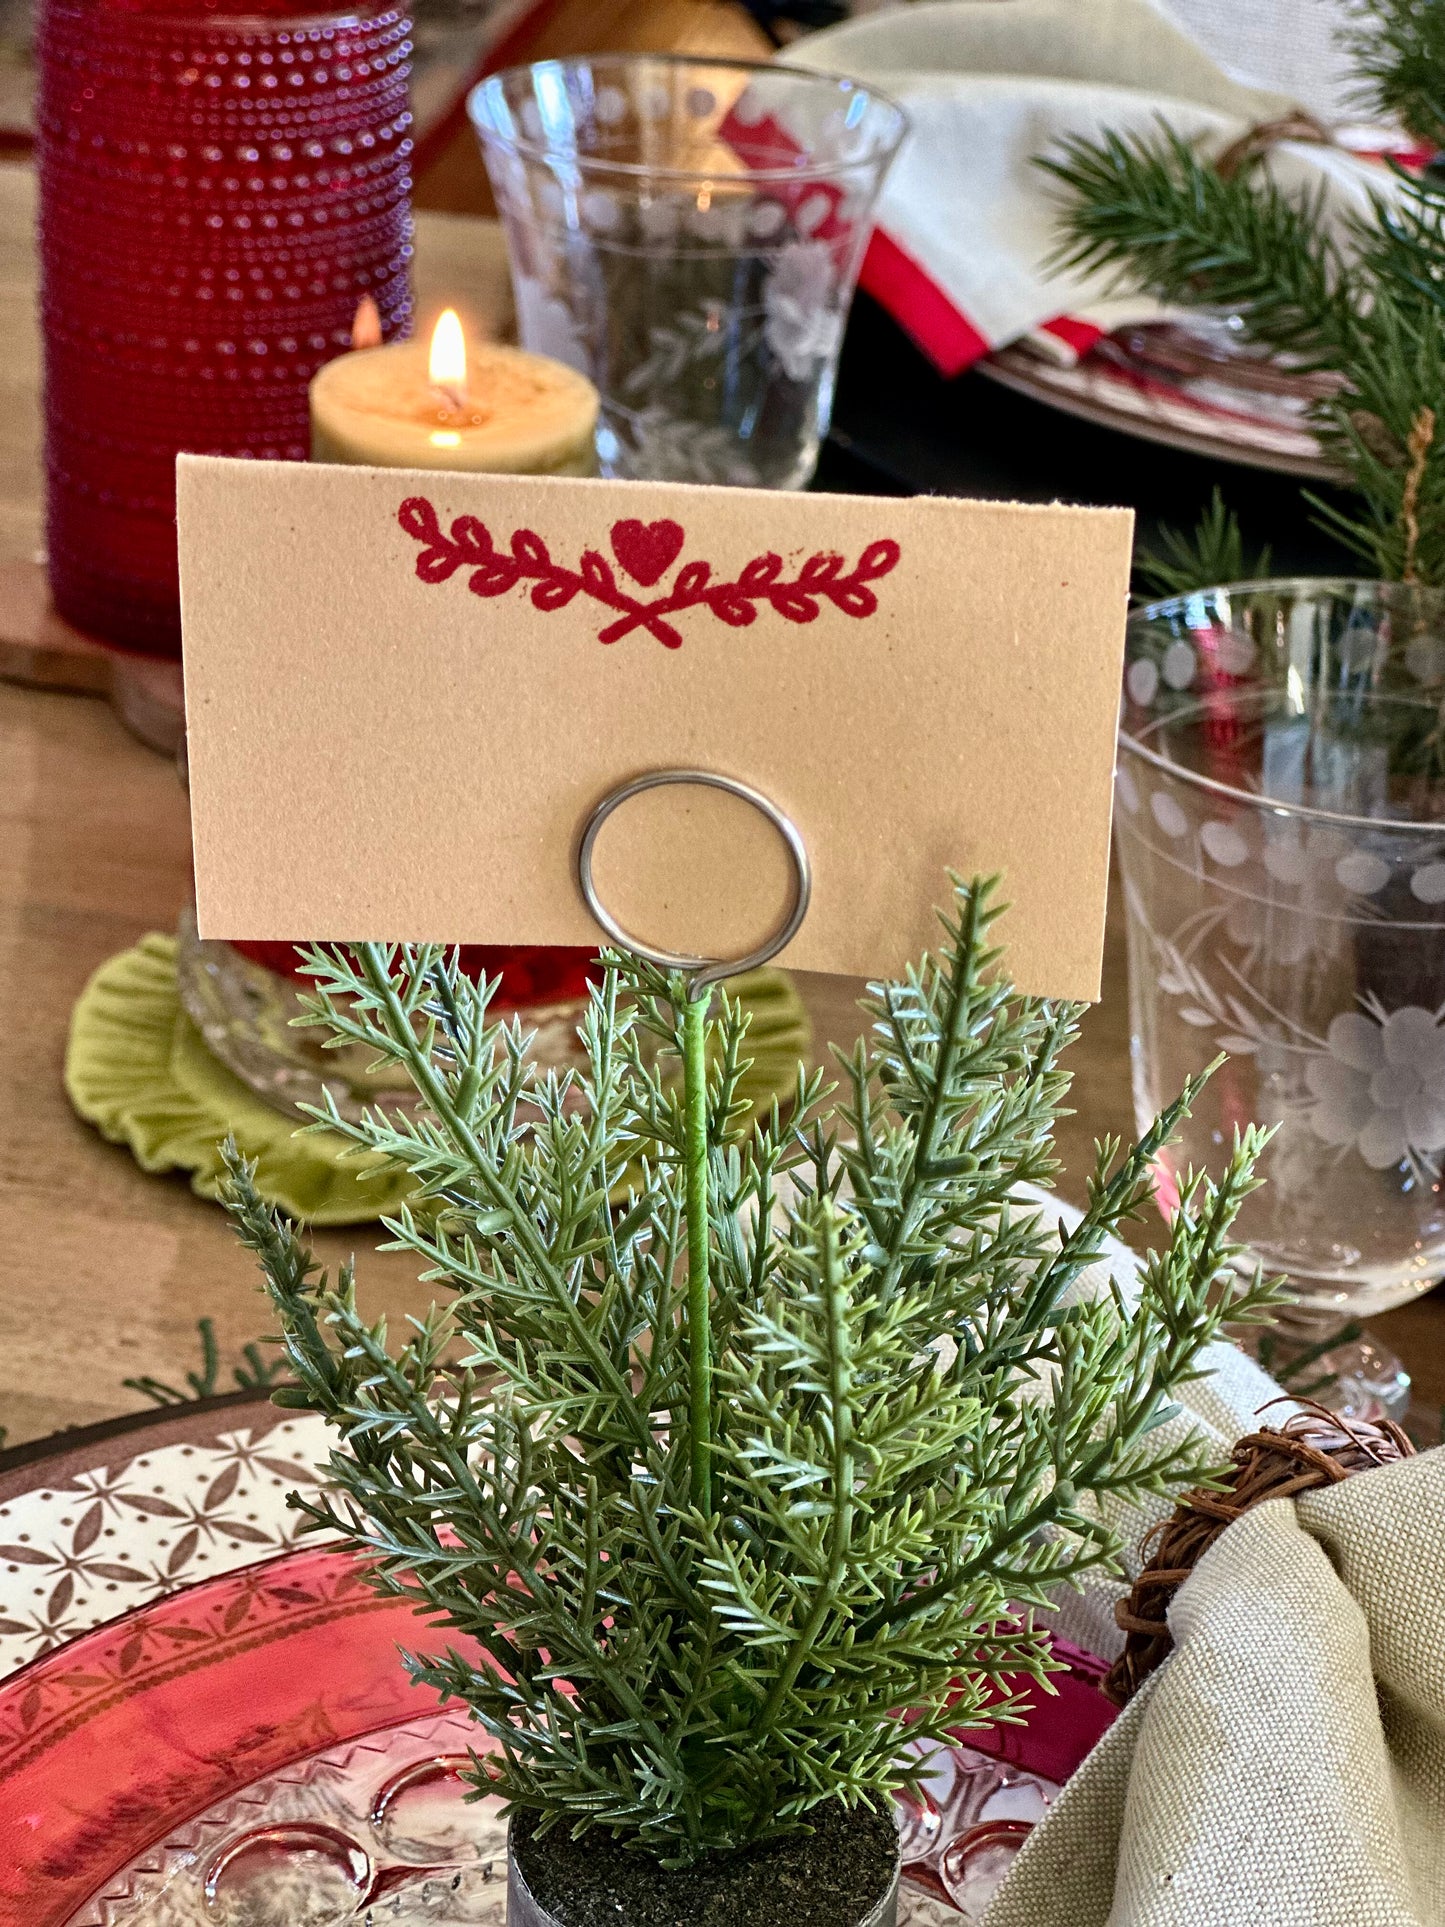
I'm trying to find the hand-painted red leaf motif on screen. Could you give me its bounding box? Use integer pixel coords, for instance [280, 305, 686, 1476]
[738, 552, 783, 590]
[0, 1546, 55, 1565]
[448, 514, 493, 558]
[19, 1686, 41, 1729]
[579, 549, 617, 596]
[119, 1634, 146, 1672]
[397, 496, 442, 545]
[831, 585, 878, 618]
[398, 499, 465, 584]
[856, 538, 901, 579]
[772, 590, 819, 623]
[531, 578, 578, 611]
[167, 1528, 201, 1575]
[398, 495, 902, 648]
[205, 1463, 241, 1510]
[414, 545, 462, 585]
[609, 517, 685, 586]
[468, 559, 520, 598]
[711, 594, 757, 628]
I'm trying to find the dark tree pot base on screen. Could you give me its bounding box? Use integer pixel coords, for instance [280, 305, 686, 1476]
[507, 1801, 901, 1927]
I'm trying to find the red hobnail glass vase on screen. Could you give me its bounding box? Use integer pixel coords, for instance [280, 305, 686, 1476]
[36, 0, 414, 656]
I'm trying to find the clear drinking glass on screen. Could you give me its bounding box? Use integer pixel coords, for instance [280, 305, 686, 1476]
[468, 54, 905, 488]
[1116, 581, 1445, 1413]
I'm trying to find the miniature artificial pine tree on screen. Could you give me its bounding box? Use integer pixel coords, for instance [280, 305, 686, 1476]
[223, 878, 1276, 1868]
[1041, 0, 1445, 585]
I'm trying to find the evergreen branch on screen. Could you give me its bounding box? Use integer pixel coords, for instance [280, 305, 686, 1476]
[122, 1315, 291, 1405]
[1340, 0, 1445, 151]
[1040, 18, 1445, 586]
[223, 882, 1274, 1865]
[1134, 488, 1273, 600]
[1039, 122, 1361, 364]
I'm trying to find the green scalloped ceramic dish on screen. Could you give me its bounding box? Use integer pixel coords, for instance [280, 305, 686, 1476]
[65, 935, 813, 1226]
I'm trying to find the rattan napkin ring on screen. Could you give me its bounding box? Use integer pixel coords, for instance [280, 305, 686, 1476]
[1102, 1401, 1414, 1708]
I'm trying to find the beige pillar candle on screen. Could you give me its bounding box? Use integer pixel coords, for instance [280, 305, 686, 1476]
[310, 309, 599, 475]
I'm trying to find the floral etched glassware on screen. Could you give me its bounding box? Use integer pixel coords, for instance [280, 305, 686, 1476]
[1116, 581, 1445, 1413]
[468, 55, 905, 488]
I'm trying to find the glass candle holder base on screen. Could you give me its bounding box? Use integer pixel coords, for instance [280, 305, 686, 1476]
[174, 908, 593, 1126]
[1253, 1303, 1414, 1423]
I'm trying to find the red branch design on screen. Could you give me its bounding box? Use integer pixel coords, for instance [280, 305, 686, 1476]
[398, 497, 902, 649]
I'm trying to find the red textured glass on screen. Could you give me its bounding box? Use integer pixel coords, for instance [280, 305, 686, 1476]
[0, 1528, 1114, 1925]
[36, 0, 414, 656]
[0, 1545, 437, 1926]
[229, 938, 600, 1008]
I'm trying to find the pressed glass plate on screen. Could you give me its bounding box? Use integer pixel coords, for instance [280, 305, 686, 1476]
[0, 1541, 1114, 1927]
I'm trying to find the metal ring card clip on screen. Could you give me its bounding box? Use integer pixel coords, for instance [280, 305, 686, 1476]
[576, 769, 811, 990]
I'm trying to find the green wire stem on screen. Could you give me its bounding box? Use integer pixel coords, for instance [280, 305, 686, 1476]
[681, 986, 713, 1515]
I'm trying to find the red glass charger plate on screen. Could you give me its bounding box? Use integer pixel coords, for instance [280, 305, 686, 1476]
[0, 1402, 1117, 1927]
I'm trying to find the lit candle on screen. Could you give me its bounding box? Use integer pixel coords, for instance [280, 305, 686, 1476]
[309, 309, 600, 475]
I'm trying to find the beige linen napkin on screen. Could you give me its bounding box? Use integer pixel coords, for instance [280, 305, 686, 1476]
[987, 1446, 1445, 1927]
[782, 0, 1398, 374]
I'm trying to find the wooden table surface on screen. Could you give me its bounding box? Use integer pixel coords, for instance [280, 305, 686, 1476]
[0, 169, 1438, 1450]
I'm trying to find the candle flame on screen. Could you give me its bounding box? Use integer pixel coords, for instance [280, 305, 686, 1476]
[351, 295, 382, 351]
[429, 309, 467, 393]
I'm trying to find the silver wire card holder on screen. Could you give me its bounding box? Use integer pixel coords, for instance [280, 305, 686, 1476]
[575, 768, 812, 992]
[575, 767, 811, 1522]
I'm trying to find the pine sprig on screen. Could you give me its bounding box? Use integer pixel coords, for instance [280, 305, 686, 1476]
[1134, 488, 1274, 600]
[1341, 0, 1445, 150]
[1040, 1, 1445, 585]
[222, 877, 1276, 1866]
[1040, 122, 1360, 364]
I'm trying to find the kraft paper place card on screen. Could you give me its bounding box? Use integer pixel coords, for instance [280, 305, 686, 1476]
[178, 456, 1133, 999]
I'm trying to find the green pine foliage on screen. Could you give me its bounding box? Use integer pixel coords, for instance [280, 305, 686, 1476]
[1134, 488, 1273, 600]
[223, 878, 1275, 1867]
[1341, 0, 1445, 152]
[1039, 0, 1445, 584]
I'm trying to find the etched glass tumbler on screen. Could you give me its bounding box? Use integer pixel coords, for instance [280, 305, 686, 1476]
[469, 55, 905, 488]
[1116, 582, 1445, 1401]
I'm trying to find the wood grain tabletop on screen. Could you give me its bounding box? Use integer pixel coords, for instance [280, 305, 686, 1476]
[0, 165, 1437, 1450]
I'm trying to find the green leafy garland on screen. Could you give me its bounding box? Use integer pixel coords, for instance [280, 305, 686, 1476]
[224, 878, 1276, 1865]
[1041, 0, 1445, 584]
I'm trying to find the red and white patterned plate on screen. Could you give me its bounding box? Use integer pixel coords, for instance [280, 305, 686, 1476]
[0, 1398, 1116, 1927]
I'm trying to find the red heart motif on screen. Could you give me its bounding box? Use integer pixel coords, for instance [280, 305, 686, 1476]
[609, 518, 686, 587]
